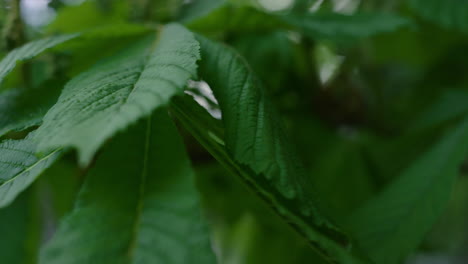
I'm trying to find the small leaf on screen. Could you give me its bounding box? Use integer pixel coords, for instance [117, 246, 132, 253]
[35, 23, 200, 166]
[40, 110, 216, 264]
[347, 117, 468, 264]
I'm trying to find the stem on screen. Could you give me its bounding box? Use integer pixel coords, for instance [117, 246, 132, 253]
[3, 0, 25, 51]
[2, 0, 31, 88]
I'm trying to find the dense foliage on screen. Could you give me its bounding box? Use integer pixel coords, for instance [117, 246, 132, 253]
[1, 0, 468, 263]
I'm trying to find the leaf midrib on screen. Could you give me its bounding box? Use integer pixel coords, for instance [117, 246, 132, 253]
[126, 116, 152, 261]
[0, 148, 61, 187]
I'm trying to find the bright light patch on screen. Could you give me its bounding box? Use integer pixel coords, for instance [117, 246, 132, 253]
[258, 0, 293, 12]
[21, 0, 56, 27]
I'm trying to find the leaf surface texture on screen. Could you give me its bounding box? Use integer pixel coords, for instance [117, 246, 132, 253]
[190, 36, 369, 263]
[35, 24, 200, 165]
[0, 136, 61, 208]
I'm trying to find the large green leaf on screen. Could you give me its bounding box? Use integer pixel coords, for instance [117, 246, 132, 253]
[408, 0, 468, 32]
[35, 23, 200, 166]
[40, 110, 216, 264]
[0, 191, 40, 264]
[347, 116, 468, 264]
[0, 80, 63, 137]
[0, 34, 77, 85]
[172, 33, 369, 262]
[0, 135, 61, 208]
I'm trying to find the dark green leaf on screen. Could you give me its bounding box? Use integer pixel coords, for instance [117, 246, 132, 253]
[0, 80, 63, 137]
[170, 94, 366, 264]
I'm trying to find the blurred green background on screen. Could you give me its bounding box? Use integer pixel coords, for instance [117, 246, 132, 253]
[1, 0, 468, 263]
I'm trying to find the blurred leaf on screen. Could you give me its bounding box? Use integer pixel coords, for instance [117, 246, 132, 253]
[0, 191, 41, 264]
[35, 24, 200, 166]
[40, 110, 216, 264]
[233, 31, 296, 92]
[282, 12, 411, 43]
[348, 116, 468, 264]
[0, 23, 151, 89]
[309, 136, 375, 221]
[47, 0, 129, 33]
[38, 159, 80, 219]
[196, 164, 329, 264]
[410, 89, 468, 132]
[178, 0, 225, 23]
[408, 0, 468, 32]
[187, 5, 282, 35]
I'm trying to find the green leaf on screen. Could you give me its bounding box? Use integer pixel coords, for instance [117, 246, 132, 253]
[408, 0, 468, 32]
[282, 12, 410, 42]
[0, 34, 78, 86]
[0, 135, 61, 208]
[171, 38, 367, 260]
[40, 110, 216, 264]
[0, 191, 41, 264]
[0, 80, 63, 137]
[347, 117, 468, 264]
[172, 97, 364, 263]
[35, 23, 200, 166]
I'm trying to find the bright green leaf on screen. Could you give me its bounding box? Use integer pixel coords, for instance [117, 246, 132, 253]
[35, 23, 200, 166]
